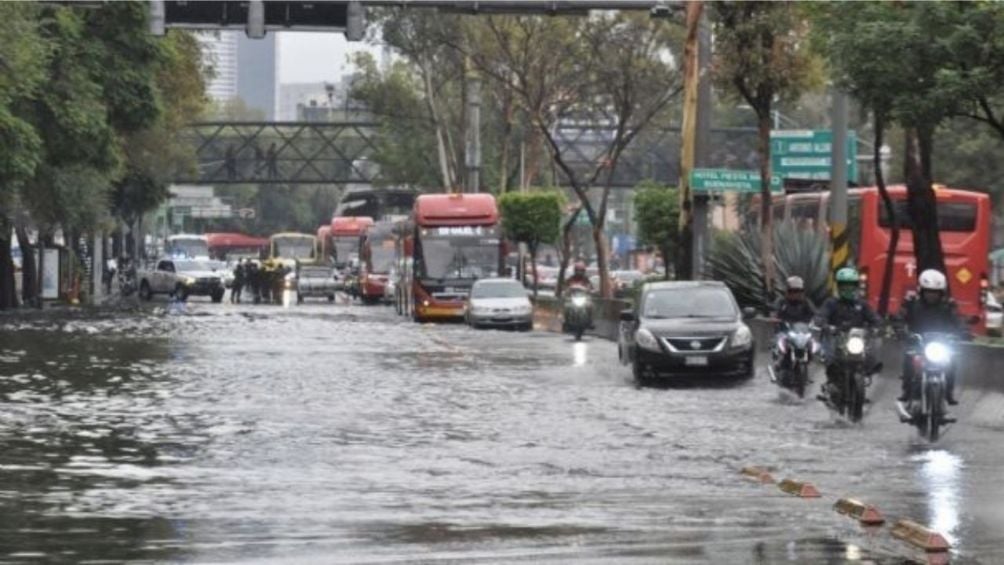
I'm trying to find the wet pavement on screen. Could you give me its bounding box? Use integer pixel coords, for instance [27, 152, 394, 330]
[1, 299, 1003, 564]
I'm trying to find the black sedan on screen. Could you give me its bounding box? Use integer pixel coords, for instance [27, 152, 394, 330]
[618, 281, 756, 384]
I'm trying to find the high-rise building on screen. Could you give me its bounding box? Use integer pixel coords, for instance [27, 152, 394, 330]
[196, 31, 239, 102]
[237, 34, 278, 120]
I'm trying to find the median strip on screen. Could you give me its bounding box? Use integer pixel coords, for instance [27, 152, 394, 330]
[833, 498, 885, 525]
[890, 519, 951, 553]
[740, 466, 775, 484]
[777, 478, 821, 498]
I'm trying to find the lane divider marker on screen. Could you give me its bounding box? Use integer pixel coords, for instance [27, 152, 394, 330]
[833, 498, 885, 525]
[778, 478, 821, 498]
[890, 519, 951, 553]
[740, 466, 775, 484]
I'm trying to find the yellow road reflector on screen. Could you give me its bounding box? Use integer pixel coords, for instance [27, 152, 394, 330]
[890, 519, 950, 553]
[833, 498, 885, 525]
[740, 466, 775, 484]
[778, 478, 821, 498]
[956, 267, 972, 285]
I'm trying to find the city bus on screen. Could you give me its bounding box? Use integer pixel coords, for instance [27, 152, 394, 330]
[761, 185, 992, 330]
[205, 232, 267, 261]
[358, 221, 399, 305]
[316, 225, 333, 263]
[165, 234, 209, 259]
[334, 186, 417, 222]
[403, 193, 503, 323]
[330, 216, 374, 270]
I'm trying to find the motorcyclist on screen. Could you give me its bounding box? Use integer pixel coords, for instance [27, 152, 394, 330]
[772, 276, 816, 374]
[566, 261, 593, 292]
[814, 267, 881, 398]
[897, 269, 969, 405]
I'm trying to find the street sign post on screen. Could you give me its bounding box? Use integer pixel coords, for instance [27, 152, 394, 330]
[690, 168, 783, 193]
[771, 129, 857, 184]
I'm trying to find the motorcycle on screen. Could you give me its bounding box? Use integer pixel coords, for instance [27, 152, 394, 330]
[897, 333, 957, 442]
[819, 325, 880, 422]
[117, 263, 137, 298]
[769, 321, 817, 398]
[563, 287, 593, 341]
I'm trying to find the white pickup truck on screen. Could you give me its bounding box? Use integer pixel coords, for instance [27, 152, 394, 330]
[138, 258, 227, 303]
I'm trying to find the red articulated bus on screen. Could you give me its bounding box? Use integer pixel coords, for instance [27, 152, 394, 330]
[316, 225, 333, 262]
[330, 216, 374, 270]
[766, 185, 992, 332]
[402, 193, 502, 323]
[358, 221, 399, 305]
[205, 232, 268, 261]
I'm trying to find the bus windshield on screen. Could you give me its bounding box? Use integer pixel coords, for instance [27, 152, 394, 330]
[273, 238, 315, 259]
[420, 228, 500, 281]
[370, 242, 396, 273]
[168, 238, 208, 258]
[333, 236, 360, 263]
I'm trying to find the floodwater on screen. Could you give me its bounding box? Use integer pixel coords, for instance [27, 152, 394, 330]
[1, 301, 1002, 564]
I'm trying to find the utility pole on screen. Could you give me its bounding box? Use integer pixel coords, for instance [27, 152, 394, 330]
[691, 12, 712, 280]
[829, 90, 850, 278]
[465, 63, 482, 193]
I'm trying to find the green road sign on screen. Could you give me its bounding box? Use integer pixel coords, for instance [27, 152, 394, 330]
[690, 169, 783, 193]
[770, 129, 858, 183]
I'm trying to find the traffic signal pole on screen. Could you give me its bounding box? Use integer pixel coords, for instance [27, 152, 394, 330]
[829, 90, 850, 278]
[692, 12, 712, 280]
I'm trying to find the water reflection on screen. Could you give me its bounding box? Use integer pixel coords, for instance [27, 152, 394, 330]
[572, 342, 588, 367]
[916, 449, 962, 545]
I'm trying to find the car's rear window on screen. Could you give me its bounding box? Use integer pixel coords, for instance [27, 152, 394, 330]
[472, 282, 526, 299]
[642, 287, 737, 319]
[878, 200, 977, 232]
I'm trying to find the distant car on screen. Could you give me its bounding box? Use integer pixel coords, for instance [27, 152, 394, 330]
[986, 292, 1003, 336]
[138, 259, 226, 303]
[618, 281, 756, 384]
[466, 278, 533, 331]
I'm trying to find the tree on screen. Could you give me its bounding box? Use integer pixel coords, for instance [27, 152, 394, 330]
[633, 181, 679, 280]
[466, 13, 682, 298]
[711, 1, 819, 293]
[498, 191, 563, 297]
[0, 2, 48, 309]
[814, 3, 1000, 288]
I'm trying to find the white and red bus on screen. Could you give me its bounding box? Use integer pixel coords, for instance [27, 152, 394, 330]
[762, 185, 992, 331]
[205, 232, 267, 261]
[401, 193, 502, 323]
[330, 216, 374, 270]
[358, 221, 399, 305]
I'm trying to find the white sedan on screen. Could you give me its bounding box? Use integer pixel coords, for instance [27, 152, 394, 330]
[466, 278, 533, 331]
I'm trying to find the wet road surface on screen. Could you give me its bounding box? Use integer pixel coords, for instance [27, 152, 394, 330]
[1, 300, 1003, 563]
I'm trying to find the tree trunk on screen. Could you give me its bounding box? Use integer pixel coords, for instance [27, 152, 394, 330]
[421, 59, 457, 189]
[556, 211, 577, 297]
[15, 222, 36, 305]
[529, 244, 539, 299]
[592, 224, 611, 299]
[874, 114, 898, 316]
[757, 111, 775, 294]
[662, 243, 672, 281]
[903, 126, 946, 276]
[0, 220, 18, 310]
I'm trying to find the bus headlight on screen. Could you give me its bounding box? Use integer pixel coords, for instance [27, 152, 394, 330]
[924, 342, 951, 365]
[846, 336, 866, 355]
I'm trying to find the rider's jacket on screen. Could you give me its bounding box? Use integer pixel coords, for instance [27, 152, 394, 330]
[899, 296, 967, 337]
[815, 297, 881, 329]
[774, 297, 815, 325]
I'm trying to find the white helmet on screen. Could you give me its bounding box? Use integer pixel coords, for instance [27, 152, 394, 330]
[786, 276, 804, 291]
[918, 269, 947, 292]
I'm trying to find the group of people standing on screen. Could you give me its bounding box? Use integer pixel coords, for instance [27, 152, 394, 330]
[229, 258, 287, 304]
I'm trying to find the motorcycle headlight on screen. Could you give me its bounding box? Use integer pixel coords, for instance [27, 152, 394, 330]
[731, 324, 753, 348]
[571, 295, 588, 307]
[924, 342, 951, 365]
[636, 328, 661, 352]
[846, 336, 866, 355]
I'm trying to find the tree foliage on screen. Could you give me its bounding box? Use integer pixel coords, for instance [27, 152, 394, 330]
[632, 181, 679, 280]
[711, 1, 820, 292]
[498, 190, 563, 295]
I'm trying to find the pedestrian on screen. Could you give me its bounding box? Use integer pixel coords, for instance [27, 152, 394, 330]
[224, 144, 238, 181]
[253, 143, 264, 179]
[231, 259, 245, 304]
[247, 261, 261, 304]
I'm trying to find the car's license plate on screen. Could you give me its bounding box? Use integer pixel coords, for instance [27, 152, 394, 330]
[685, 356, 709, 366]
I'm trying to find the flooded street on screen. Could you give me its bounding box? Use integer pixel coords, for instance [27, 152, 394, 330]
[2, 302, 1003, 564]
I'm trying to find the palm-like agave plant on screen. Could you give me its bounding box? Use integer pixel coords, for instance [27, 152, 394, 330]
[706, 221, 831, 311]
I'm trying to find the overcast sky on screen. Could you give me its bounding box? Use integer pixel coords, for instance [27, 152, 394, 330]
[276, 32, 382, 84]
